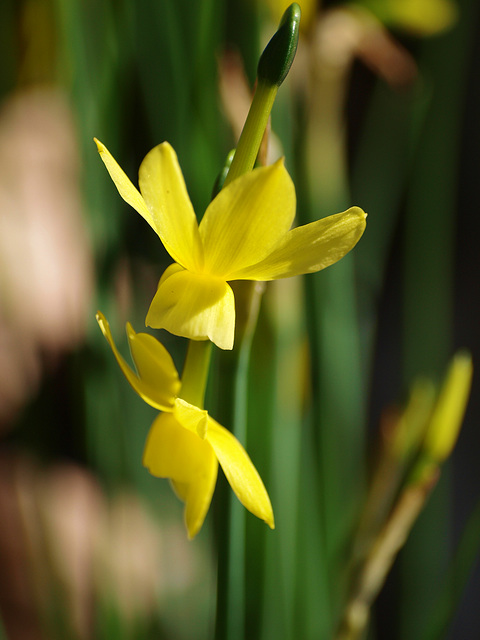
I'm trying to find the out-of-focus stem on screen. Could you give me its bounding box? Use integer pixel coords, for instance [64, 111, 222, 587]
[336, 474, 438, 640]
[301, 10, 366, 620]
[215, 7, 300, 639]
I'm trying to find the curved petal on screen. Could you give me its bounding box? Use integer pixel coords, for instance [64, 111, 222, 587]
[94, 139, 157, 234]
[143, 413, 214, 483]
[229, 207, 367, 280]
[199, 158, 296, 278]
[138, 143, 203, 271]
[170, 480, 189, 502]
[173, 398, 208, 439]
[126, 323, 181, 398]
[177, 467, 218, 539]
[146, 267, 235, 350]
[143, 413, 218, 538]
[96, 312, 175, 411]
[206, 417, 274, 529]
[158, 261, 184, 285]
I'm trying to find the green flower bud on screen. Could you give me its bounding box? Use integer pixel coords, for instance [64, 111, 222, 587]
[257, 3, 301, 87]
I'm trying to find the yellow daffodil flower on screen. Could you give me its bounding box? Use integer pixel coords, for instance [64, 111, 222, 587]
[96, 311, 274, 538]
[95, 139, 366, 349]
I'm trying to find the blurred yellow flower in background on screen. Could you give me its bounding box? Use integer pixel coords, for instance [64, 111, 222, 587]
[95, 139, 366, 349]
[96, 312, 274, 538]
[422, 351, 473, 466]
[358, 0, 457, 36]
[261, 0, 316, 31]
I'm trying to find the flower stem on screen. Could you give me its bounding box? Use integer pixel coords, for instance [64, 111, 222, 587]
[224, 3, 301, 186]
[224, 81, 278, 186]
[215, 8, 300, 638]
[179, 340, 212, 409]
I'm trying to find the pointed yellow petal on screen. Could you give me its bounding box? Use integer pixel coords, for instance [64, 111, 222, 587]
[206, 417, 274, 529]
[182, 465, 219, 539]
[94, 139, 157, 233]
[199, 159, 295, 278]
[125, 323, 181, 399]
[138, 143, 203, 271]
[146, 267, 235, 350]
[171, 479, 216, 539]
[96, 311, 175, 411]
[143, 413, 218, 538]
[230, 207, 367, 280]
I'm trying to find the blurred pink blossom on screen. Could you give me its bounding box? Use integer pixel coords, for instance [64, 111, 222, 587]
[0, 87, 93, 425]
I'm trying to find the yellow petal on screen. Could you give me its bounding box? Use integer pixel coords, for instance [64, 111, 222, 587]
[230, 207, 367, 280]
[143, 413, 218, 538]
[96, 311, 175, 411]
[146, 266, 235, 350]
[158, 261, 184, 285]
[206, 417, 274, 529]
[173, 398, 208, 439]
[181, 468, 219, 539]
[138, 143, 203, 271]
[94, 139, 157, 234]
[170, 479, 189, 502]
[199, 159, 296, 278]
[143, 413, 213, 481]
[126, 323, 181, 398]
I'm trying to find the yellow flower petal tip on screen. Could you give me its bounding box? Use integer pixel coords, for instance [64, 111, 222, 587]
[204, 418, 274, 530]
[95, 310, 179, 411]
[265, 512, 275, 530]
[94, 138, 113, 162]
[96, 309, 107, 332]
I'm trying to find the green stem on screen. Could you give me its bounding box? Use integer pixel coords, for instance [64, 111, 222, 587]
[224, 2, 300, 186]
[214, 7, 300, 638]
[224, 81, 278, 186]
[215, 283, 264, 640]
[179, 340, 212, 409]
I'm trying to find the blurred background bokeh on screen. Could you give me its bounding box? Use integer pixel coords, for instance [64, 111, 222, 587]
[0, 0, 479, 638]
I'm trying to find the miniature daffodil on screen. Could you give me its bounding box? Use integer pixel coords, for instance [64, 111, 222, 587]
[95, 139, 366, 349]
[96, 311, 274, 538]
